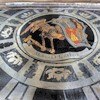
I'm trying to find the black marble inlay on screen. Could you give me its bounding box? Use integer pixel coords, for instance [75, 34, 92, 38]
[0, 68, 12, 91]
[4, 9, 24, 16]
[9, 19, 21, 25]
[41, 66, 78, 82]
[33, 88, 87, 100]
[97, 27, 100, 32]
[16, 10, 36, 20]
[78, 63, 92, 78]
[65, 88, 87, 100]
[88, 49, 100, 71]
[88, 10, 100, 16]
[0, 16, 7, 22]
[24, 63, 38, 78]
[77, 10, 96, 20]
[93, 20, 100, 25]
[0, 49, 28, 72]
[0, 25, 16, 40]
[0, 42, 13, 49]
[33, 88, 65, 100]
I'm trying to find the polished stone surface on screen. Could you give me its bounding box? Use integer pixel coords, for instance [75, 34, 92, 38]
[0, 4, 100, 100]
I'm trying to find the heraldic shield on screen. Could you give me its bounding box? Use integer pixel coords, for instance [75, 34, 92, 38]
[52, 16, 92, 49]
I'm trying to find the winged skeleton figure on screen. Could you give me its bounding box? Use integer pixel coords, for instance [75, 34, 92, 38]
[21, 17, 91, 54]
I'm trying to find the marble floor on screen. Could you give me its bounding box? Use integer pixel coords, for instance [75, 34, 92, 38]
[0, 3, 100, 100]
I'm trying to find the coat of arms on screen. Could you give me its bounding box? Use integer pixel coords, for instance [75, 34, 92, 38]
[21, 16, 91, 54]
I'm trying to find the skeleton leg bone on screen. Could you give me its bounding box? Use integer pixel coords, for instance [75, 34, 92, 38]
[47, 38, 55, 54]
[24, 35, 46, 51]
[24, 35, 55, 54]
[40, 33, 46, 51]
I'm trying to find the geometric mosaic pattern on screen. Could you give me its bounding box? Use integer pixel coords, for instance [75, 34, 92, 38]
[0, 3, 100, 100]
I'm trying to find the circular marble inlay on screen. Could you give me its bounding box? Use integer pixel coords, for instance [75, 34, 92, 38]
[17, 14, 97, 63]
[0, 9, 100, 90]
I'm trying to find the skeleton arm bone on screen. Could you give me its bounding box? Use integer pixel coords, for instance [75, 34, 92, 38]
[21, 22, 36, 35]
[21, 19, 46, 35]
